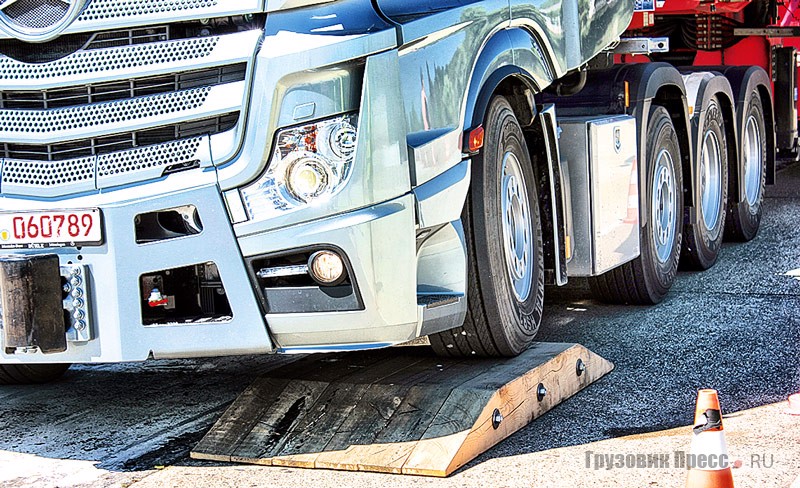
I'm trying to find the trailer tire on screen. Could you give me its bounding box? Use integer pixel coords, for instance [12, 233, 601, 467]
[589, 105, 683, 304]
[0, 363, 70, 385]
[681, 96, 728, 270]
[725, 90, 766, 242]
[430, 96, 544, 357]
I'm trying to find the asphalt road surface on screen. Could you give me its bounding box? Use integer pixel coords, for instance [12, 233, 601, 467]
[1, 164, 799, 488]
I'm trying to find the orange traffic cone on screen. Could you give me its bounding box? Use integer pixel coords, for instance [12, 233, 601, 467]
[686, 389, 735, 488]
[623, 159, 639, 224]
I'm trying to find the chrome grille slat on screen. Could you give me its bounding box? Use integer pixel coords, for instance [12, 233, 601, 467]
[1, 113, 237, 161]
[0, 63, 247, 109]
[0, 86, 211, 134]
[0, 80, 245, 144]
[73, 0, 261, 35]
[79, 0, 220, 21]
[96, 135, 210, 188]
[0, 0, 263, 39]
[0, 29, 260, 90]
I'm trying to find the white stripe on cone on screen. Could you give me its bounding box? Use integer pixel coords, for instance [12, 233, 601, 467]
[690, 430, 729, 468]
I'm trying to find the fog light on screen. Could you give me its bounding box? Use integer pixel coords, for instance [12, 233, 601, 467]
[308, 250, 345, 285]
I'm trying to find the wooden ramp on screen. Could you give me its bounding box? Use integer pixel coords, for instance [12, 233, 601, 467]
[191, 342, 613, 477]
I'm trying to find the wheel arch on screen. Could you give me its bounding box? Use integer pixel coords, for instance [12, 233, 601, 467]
[682, 65, 776, 197]
[462, 29, 565, 285]
[463, 28, 555, 131]
[626, 63, 693, 227]
[679, 71, 738, 214]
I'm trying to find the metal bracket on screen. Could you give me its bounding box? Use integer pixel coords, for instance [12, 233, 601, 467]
[614, 37, 669, 55]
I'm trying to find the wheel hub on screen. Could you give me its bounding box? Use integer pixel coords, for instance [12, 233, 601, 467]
[501, 151, 533, 302]
[743, 115, 763, 206]
[651, 149, 677, 264]
[699, 129, 722, 231]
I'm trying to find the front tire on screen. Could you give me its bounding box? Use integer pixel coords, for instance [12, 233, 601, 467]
[0, 363, 70, 385]
[430, 96, 544, 357]
[590, 105, 684, 304]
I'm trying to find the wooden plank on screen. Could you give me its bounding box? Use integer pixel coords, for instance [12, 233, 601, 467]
[193, 342, 614, 478]
[191, 377, 291, 461]
[269, 382, 371, 468]
[0, 254, 66, 354]
[267, 355, 431, 467]
[406, 344, 612, 476]
[229, 380, 329, 463]
[400, 386, 492, 476]
[266, 350, 389, 382]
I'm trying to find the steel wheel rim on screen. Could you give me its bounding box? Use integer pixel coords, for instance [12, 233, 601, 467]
[743, 115, 763, 206]
[699, 129, 722, 231]
[500, 151, 533, 302]
[651, 148, 677, 264]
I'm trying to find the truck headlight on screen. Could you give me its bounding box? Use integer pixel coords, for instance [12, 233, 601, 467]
[241, 114, 358, 220]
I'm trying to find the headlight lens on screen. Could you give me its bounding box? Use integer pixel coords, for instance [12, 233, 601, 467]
[241, 114, 358, 220]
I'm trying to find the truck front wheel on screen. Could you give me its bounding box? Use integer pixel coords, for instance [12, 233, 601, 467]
[725, 89, 767, 242]
[589, 105, 684, 304]
[0, 363, 71, 385]
[430, 96, 544, 357]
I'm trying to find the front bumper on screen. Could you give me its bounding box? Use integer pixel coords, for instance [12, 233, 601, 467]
[0, 174, 418, 364]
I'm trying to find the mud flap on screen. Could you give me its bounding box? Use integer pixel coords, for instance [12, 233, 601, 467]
[0, 254, 66, 354]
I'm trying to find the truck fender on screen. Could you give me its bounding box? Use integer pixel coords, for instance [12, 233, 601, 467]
[681, 65, 775, 192]
[463, 28, 555, 131]
[717, 66, 775, 189]
[679, 71, 737, 216]
[618, 63, 693, 229]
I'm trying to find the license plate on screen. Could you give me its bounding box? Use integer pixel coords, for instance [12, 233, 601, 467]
[0, 209, 103, 249]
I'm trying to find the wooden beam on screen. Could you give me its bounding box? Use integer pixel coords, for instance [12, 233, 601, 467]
[192, 342, 613, 477]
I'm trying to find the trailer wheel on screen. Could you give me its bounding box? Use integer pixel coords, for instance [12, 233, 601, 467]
[681, 96, 728, 269]
[589, 105, 683, 304]
[430, 96, 544, 357]
[725, 89, 766, 241]
[0, 363, 70, 385]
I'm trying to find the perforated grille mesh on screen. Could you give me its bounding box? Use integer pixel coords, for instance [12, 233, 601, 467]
[79, 0, 219, 21]
[3, 0, 68, 30]
[2, 156, 95, 187]
[97, 137, 202, 178]
[0, 86, 211, 134]
[0, 36, 218, 81]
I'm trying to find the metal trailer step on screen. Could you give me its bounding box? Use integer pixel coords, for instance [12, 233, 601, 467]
[191, 342, 613, 477]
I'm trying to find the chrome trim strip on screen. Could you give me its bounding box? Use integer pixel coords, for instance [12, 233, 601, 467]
[0, 30, 262, 90]
[0, 81, 245, 144]
[0, 0, 264, 39]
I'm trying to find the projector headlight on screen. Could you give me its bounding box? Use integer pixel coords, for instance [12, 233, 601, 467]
[241, 114, 358, 220]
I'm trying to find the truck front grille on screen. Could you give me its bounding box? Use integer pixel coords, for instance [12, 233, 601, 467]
[2, 113, 238, 161]
[0, 64, 246, 110]
[0, 1, 263, 198]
